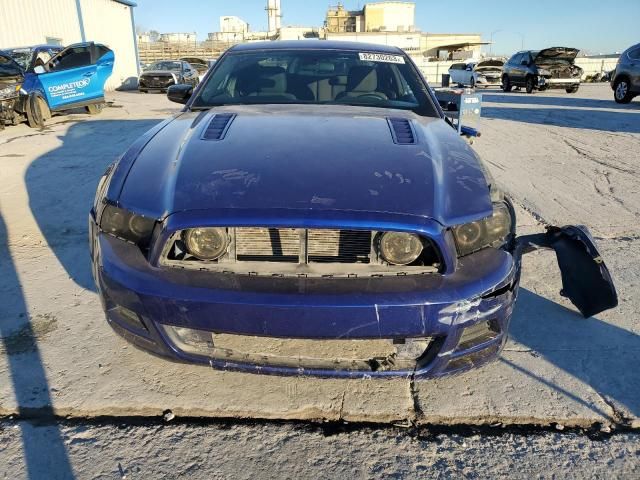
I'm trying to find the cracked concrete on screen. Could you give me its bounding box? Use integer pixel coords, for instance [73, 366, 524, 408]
[0, 85, 638, 430]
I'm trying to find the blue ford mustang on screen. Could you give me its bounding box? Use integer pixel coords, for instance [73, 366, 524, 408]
[89, 41, 617, 378]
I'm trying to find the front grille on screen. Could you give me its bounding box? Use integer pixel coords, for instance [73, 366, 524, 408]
[140, 75, 174, 88]
[162, 227, 442, 277]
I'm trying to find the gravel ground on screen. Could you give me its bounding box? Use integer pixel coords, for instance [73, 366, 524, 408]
[0, 420, 639, 479]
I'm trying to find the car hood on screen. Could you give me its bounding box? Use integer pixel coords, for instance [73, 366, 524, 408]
[117, 105, 493, 226]
[535, 47, 580, 62]
[140, 70, 178, 76]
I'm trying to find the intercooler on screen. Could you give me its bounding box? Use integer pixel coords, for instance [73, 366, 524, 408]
[234, 227, 372, 264]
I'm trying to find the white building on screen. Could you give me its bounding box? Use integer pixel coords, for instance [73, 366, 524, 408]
[220, 16, 249, 35]
[0, 0, 140, 91]
[159, 33, 197, 44]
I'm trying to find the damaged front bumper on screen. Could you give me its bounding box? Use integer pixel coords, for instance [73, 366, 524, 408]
[0, 97, 19, 127]
[92, 223, 616, 379]
[537, 77, 581, 88]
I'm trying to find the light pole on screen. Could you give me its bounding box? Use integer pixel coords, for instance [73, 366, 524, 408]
[489, 30, 502, 55]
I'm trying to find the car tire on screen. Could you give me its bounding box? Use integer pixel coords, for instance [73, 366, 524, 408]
[501, 75, 512, 92]
[139, 89, 148, 93]
[525, 76, 535, 94]
[565, 86, 579, 94]
[86, 103, 105, 115]
[614, 78, 633, 104]
[26, 94, 49, 129]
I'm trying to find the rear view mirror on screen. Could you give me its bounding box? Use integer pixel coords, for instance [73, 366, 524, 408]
[167, 84, 193, 104]
[34, 65, 46, 74]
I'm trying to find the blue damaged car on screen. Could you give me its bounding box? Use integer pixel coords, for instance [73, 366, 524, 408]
[0, 42, 113, 128]
[89, 41, 618, 378]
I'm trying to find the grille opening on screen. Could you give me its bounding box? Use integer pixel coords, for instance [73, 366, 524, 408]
[235, 227, 299, 263]
[388, 118, 416, 144]
[202, 113, 235, 140]
[307, 229, 371, 264]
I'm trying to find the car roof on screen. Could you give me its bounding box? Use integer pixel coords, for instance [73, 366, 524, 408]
[8, 44, 63, 51]
[229, 40, 404, 55]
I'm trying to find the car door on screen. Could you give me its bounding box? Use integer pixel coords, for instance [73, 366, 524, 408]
[627, 46, 640, 92]
[448, 63, 464, 85]
[36, 43, 112, 110]
[511, 53, 528, 85]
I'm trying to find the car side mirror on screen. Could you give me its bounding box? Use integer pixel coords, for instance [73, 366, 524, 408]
[34, 65, 46, 74]
[167, 84, 193, 104]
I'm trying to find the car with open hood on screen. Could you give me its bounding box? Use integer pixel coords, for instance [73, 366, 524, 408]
[610, 42, 640, 104]
[138, 60, 199, 93]
[90, 41, 617, 379]
[448, 58, 505, 88]
[0, 42, 113, 128]
[502, 47, 583, 94]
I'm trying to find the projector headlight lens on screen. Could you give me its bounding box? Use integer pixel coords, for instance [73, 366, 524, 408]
[453, 202, 513, 257]
[100, 204, 156, 246]
[379, 232, 423, 265]
[183, 227, 228, 260]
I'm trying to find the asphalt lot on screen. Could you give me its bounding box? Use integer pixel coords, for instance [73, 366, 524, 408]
[0, 84, 639, 476]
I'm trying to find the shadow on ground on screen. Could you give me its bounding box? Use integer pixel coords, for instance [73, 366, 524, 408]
[24, 119, 160, 291]
[482, 104, 640, 133]
[509, 288, 639, 420]
[482, 91, 640, 111]
[0, 214, 75, 479]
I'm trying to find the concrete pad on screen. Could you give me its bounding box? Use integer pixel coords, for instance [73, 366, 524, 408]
[1, 87, 639, 428]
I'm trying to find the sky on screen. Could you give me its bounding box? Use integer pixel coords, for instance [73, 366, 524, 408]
[134, 0, 639, 55]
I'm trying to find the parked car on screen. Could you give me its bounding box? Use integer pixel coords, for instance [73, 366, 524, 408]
[90, 41, 617, 379]
[138, 60, 199, 93]
[502, 47, 583, 94]
[448, 58, 505, 88]
[0, 42, 113, 128]
[610, 43, 640, 104]
[180, 56, 210, 82]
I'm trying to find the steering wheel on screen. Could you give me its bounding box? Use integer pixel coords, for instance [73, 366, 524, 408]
[357, 93, 387, 101]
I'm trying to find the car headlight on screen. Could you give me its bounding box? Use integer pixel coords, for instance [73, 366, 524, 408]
[100, 204, 156, 246]
[379, 232, 424, 265]
[183, 227, 228, 260]
[0, 83, 21, 100]
[452, 203, 513, 257]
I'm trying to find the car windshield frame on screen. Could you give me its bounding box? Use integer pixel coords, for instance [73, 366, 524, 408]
[147, 61, 183, 72]
[7, 49, 33, 71]
[189, 48, 439, 117]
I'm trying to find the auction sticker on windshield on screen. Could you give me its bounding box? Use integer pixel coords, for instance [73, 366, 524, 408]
[358, 53, 405, 64]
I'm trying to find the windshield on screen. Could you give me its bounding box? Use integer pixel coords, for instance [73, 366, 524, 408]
[0, 54, 23, 76]
[7, 49, 32, 70]
[191, 49, 437, 116]
[148, 61, 182, 72]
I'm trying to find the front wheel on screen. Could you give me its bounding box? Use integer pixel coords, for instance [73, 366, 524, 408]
[614, 79, 633, 104]
[501, 75, 512, 92]
[26, 95, 50, 129]
[566, 86, 580, 94]
[525, 76, 535, 94]
[86, 103, 105, 115]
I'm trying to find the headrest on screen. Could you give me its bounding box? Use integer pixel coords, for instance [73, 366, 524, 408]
[347, 66, 378, 92]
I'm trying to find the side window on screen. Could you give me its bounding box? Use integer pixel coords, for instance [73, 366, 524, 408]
[628, 47, 640, 61]
[49, 46, 92, 72]
[520, 53, 530, 65]
[450, 63, 465, 70]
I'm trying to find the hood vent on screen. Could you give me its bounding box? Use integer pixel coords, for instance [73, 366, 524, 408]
[202, 113, 236, 140]
[387, 118, 416, 145]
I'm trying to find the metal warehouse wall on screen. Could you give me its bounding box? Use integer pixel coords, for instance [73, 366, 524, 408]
[0, 0, 139, 91]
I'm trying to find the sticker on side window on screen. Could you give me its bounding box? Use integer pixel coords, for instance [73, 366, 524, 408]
[358, 53, 405, 64]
